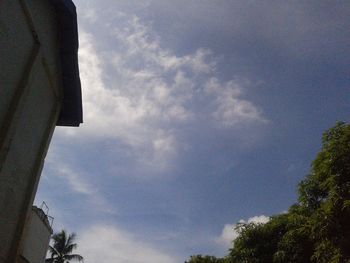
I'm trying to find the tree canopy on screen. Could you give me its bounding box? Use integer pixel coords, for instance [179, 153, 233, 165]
[46, 230, 84, 263]
[186, 122, 350, 263]
[185, 254, 228, 263]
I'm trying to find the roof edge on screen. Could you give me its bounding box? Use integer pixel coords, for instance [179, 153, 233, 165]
[51, 0, 83, 127]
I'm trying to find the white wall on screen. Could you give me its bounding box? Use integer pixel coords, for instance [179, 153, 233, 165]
[20, 208, 53, 263]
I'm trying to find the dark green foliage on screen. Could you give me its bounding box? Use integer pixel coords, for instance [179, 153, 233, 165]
[273, 205, 314, 263]
[297, 122, 350, 262]
[229, 214, 291, 263]
[188, 122, 350, 263]
[185, 254, 228, 263]
[46, 230, 84, 263]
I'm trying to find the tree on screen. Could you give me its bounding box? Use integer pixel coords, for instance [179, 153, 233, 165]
[229, 215, 289, 263]
[297, 122, 350, 262]
[188, 122, 350, 263]
[46, 230, 84, 263]
[185, 254, 228, 263]
[229, 122, 350, 263]
[272, 205, 314, 263]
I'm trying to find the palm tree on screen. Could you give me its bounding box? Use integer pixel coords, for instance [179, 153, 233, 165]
[46, 230, 84, 263]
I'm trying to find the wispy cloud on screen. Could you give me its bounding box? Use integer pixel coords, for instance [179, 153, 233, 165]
[42, 150, 116, 215]
[55, 165, 95, 195]
[205, 78, 267, 126]
[58, 13, 267, 171]
[77, 224, 178, 263]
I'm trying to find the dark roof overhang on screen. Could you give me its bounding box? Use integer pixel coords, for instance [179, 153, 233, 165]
[51, 0, 83, 127]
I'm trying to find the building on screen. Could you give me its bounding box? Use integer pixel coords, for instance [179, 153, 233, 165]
[18, 205, 53, 263]
[0, 0, 82, 262]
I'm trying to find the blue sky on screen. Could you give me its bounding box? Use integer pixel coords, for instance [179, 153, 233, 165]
[35, 1, 350, 262]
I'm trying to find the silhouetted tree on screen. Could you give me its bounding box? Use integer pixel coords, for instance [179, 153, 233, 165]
[46, 230, 83, 263]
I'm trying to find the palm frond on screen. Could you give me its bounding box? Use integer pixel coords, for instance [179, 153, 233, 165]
[53, 230, 67, 253]
[66, 233, 77, 246]
[48, 230, 83, 263]
[48, 245, 59, 257]
[62, 243, 78, 255]
[64, 254, 84, 262]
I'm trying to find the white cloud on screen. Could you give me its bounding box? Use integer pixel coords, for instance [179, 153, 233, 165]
[216, 215, 270, 248]
[205, 78, 266, 126]
[44, 150, 96, 195]
[59, 13, 266, 170]
[55, 165, 95, 195]
[42, 150, 116, 215]
[77, 225, 177, 263]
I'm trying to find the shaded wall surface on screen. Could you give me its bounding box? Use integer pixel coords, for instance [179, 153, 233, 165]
[0, 1, 81, 262]
[20, 207, 53, 263]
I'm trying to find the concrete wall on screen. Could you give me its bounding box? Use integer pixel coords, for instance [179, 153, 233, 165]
[20, 207, 52, 263]
[0, 1, 63, 262]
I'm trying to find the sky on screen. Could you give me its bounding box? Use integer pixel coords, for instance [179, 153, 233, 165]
[35, 1, 349, 262]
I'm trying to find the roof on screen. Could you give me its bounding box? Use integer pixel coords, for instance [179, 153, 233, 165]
[51, 0, 83, 127]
